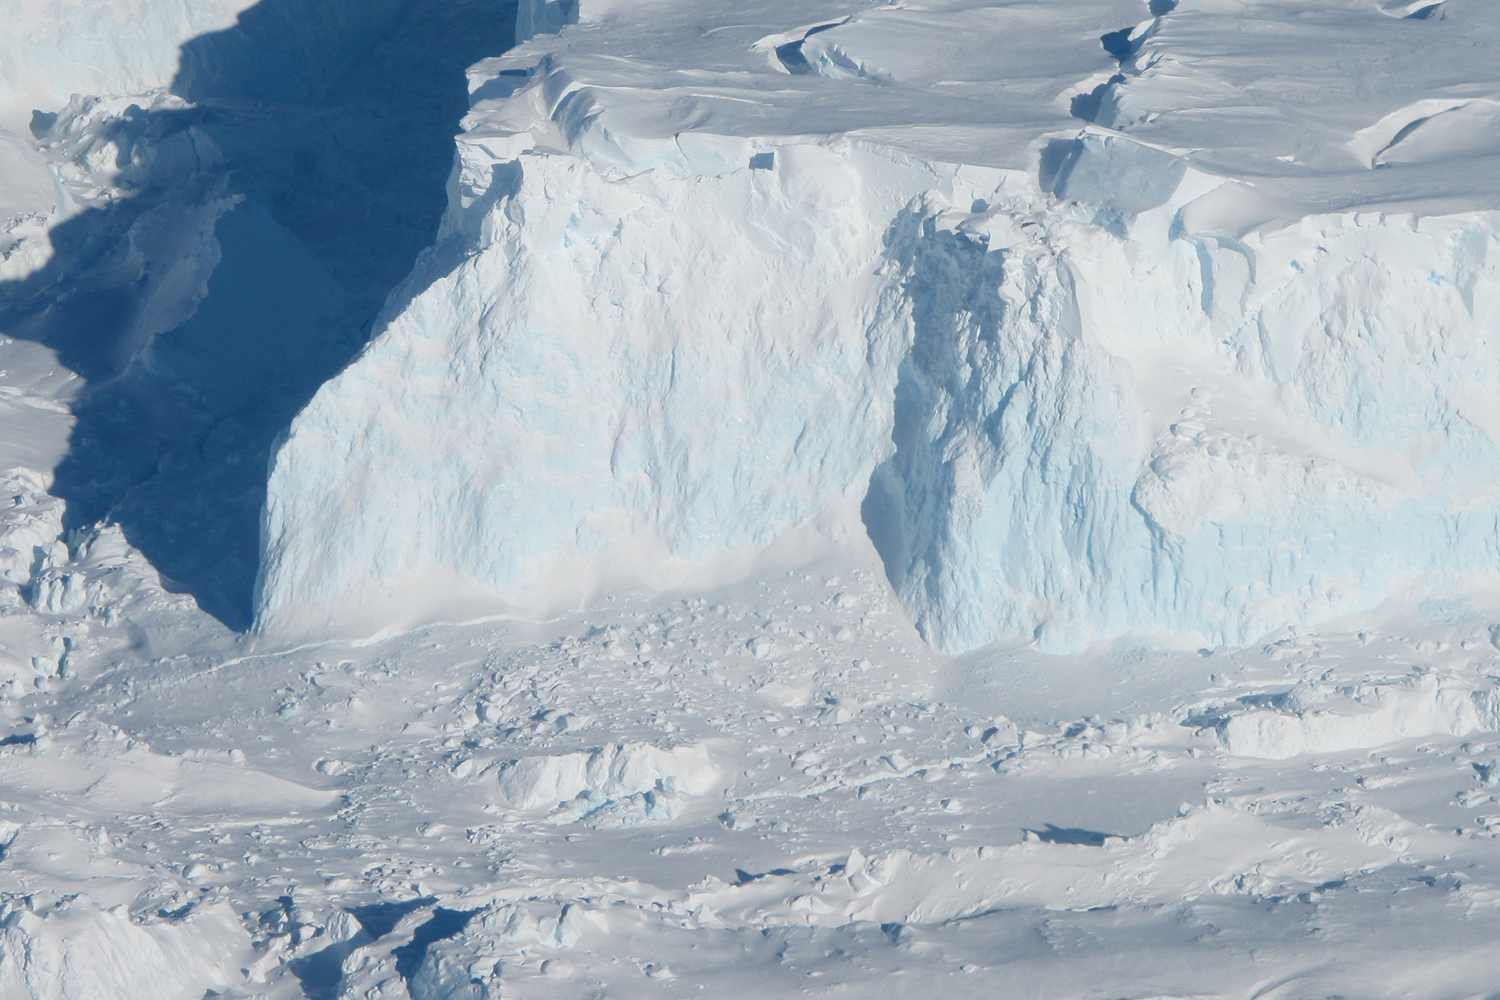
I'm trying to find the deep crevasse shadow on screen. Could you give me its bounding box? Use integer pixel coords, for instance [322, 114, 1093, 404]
[0, 0, 518, 628]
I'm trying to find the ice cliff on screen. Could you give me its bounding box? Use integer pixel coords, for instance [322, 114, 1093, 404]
[253, 0, 1500, 652]
[0, 0, 516, 628]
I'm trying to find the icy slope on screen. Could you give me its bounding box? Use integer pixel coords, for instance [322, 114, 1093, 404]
[260, 0, 1500, 652]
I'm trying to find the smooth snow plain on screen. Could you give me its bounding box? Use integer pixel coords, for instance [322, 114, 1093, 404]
[1, 0, 1500, 997]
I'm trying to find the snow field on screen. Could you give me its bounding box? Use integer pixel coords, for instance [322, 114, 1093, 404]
[0, 0, 257, 127]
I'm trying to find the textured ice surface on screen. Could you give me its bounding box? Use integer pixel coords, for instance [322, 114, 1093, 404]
[0, 895, 251, 1000]
[261, 0, 1500, 652]
[493, 740, 716, 822]
[256, 143, 937, 636]
[875, 204, 1500, 651]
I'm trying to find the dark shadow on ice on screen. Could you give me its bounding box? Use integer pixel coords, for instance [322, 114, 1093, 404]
[349, 897, 437, 940]
[1069, 76, 1123, 125]
[288, 944, 348, 1000]
[861, 214, 1009, 618]
[290, 896, 439, 999]
[733, 866, 797, 885]
[392, 907, 477, 981]
[0, 0, 518, 628]
[1024, 823, 1117, 846]
[1099, 27, 1139, 62]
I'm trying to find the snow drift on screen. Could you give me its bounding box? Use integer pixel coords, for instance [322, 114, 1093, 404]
[257, 0, 1500, 652]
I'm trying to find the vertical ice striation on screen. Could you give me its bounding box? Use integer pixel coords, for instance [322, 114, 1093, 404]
[255, 143, 939, 637]
[872, 185, 1500, 651]
[865, 201, 1154, 653]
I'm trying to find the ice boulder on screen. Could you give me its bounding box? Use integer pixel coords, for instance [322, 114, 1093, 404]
[494, 741, 717, 812]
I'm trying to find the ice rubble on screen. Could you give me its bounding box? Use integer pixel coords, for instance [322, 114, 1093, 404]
[1215, 672, 1500, 759]
[258, 0, 1500, 652]
[493, 740, 717, 821]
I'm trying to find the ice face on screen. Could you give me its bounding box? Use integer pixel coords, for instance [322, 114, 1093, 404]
[254, 143, 939, 637]
[256, 0, 1500, 652]
[259, 144, 1500, 652]
[875, 204, 1500, 652]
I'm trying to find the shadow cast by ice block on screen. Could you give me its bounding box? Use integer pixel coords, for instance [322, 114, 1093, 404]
[0, 0, 518, 628]
[1023, 823, 1119, 847]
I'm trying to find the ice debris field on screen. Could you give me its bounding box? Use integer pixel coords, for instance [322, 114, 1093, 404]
[2, 0, 1500, 996]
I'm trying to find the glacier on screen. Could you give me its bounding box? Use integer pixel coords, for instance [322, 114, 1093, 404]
[258, 0, 1500, 652]
[10, 2, 1500, 999]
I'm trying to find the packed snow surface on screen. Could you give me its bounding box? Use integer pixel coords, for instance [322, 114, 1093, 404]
[3, 0, 1500, 998]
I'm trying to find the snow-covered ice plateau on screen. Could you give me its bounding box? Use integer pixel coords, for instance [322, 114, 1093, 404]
[1, 0, 1500, 997]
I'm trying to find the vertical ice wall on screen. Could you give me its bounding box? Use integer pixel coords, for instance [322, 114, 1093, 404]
[515, 0, 579, 44]
[869, 162, 1500, 650]
[255, 143, 943, 637]
[258, 114, 1500, 651]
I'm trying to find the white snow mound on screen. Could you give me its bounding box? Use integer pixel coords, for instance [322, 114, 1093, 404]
[0, 894, 251, 1000]
[1217, 674, 1500, 759]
